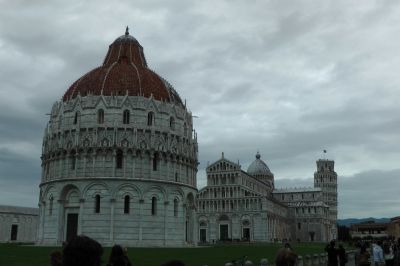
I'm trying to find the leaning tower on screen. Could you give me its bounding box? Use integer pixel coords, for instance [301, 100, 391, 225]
[37, 28, 198, 247]
[314, 159, 338, 240]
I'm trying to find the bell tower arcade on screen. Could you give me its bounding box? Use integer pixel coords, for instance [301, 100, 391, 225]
[314, 159, 338, 240]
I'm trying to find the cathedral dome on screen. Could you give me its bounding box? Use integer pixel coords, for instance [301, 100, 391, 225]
[63, 27, 183, 105]
[247, 152, 273, 176]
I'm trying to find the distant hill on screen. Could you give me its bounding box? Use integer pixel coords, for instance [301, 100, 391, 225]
[338, 217, 390, 227]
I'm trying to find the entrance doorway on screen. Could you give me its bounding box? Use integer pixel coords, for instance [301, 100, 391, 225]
[200, 228, 207, 243]
[10, 224, 18, 241]
[309, 231, 315, 242]
[66, 213, 78, 242]
[219, 224, 229, 240]
[242, 228, 250, 240]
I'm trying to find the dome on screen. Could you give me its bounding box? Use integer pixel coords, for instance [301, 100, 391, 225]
[63, 27, 183, 106]
[247, 152, 273, 176]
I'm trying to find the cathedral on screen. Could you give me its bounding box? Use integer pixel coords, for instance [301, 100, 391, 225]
[197, 153, 337, 243]
[36, 29, 337, 246]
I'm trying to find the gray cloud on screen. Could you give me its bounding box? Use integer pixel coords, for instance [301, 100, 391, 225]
[0, 1, 399, 218]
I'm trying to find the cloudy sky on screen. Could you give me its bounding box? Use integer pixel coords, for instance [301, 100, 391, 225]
[0, 0, 399, 219]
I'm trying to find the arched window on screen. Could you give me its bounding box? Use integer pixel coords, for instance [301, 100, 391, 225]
[97, 109, 104, 124]
[95, 194, 101, 213]
[174, 199, 178, 217]
[152, 153, 158, 171]
[124, 195, 130, 214]
[169, 117, 175, 130]
[58, 116, 63, 129]
[183, 123, 187, 136]
[175, 173, 178, 182]
[74, 111, 79, 125]
[147, 112, 154, 126]
[123, 110, 130, 124]
[71, 156, 76, 170]
[49, 196, 53, 215]
[116, 150, 123, 169]
[151, 197, 157, 215]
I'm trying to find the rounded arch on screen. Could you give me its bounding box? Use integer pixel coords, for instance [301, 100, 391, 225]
[168, 187, 185, 201]
[198, 215, 209, 224]
[241, 214, 251, 221]
[113, 183, 142, 199]
[82, 182, 111, 198]
[185, 192, 195, 207]
[143, 185, 167, 201]
[43, 185, 57, 201]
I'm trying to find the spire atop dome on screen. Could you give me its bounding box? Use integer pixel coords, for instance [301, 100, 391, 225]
[125, 26, 129, 36]
[256, 151, 261, 159]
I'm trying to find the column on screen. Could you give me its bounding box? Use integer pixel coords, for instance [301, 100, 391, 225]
[83, 153, 87, 177]
[131, 153, 136, 178]
[139, 199, 144, 244]
[74, 152, 78, 177]
[149, 153, 154, 179]
[109, 198, 115, 243]
[39, 202, 45, 243]
[92, 150, 96, 177]
[58, 156, 62, 178]
[164, 201, 169, 246]
[112, 150, 116, 177]
[166, 159, 170, 181]
[123, 150, 126, 178]
[57, 200, 65, 244]
[78, 199, 84, 235]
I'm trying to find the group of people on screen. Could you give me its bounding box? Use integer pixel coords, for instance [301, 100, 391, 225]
[325, 240, 348, 266]
[356, 239, 400, 266]
[50, 235, 400, 266]
[276, 240, 348, 266]
[49, 235, 185, 266]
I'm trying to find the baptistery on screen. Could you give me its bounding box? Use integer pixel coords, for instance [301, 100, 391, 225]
[37, 28, 198, 246]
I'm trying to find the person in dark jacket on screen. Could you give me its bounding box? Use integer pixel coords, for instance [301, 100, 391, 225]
[107, 245, 132, 266]
[325, 240, 339, 266]
[62, 235, 103, 266]
[338, 244, 347, 266]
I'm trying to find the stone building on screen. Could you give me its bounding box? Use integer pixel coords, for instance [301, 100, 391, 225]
[350, 221, 389, 239]
[196, 153, 290, 243]
[0, 205, 38, 243]
[37, 28, 198, 246]
[197, 153, 338, 243]
[388, 216, 400, 239]
[36, 28, 338, 246]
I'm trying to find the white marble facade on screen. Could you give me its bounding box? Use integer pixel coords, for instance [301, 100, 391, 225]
[37, 30, 198, 247]
[0, 205, 38, 243]
[36, 30, 337, 247]
[197, 153, 338, 243]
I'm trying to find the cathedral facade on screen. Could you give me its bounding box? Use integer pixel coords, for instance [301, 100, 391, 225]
[37, 29, 337, 246]
[197, 153, 337, 243]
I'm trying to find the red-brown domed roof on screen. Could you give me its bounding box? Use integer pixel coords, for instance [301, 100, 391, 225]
[63, 27, 183, 105]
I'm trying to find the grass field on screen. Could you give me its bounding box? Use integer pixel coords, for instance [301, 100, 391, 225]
[0, 242, 328, 266]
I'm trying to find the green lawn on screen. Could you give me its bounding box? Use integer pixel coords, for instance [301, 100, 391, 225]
[0, 242, 328, 266]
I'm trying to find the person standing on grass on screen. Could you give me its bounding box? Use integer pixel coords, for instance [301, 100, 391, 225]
[275, 247, 298, 266]
[372, 240, 385, 266]
[338, 244, 347, 266]
[62, 235, 103, 266]
[107, 245, 132, 266]
[326, 240, 339, 266]
[384, 241, 395, 266]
